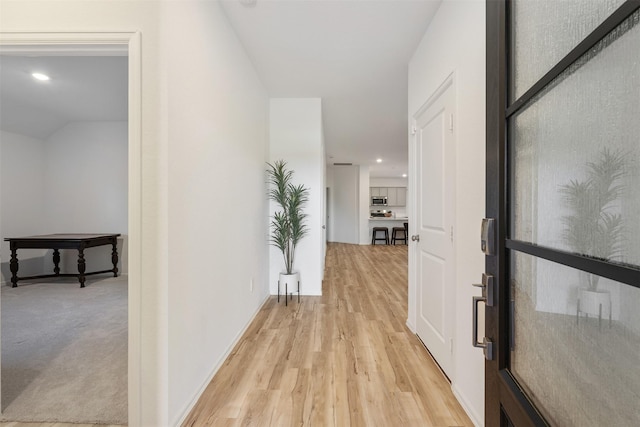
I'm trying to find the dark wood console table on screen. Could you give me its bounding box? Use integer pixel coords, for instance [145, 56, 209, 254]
[4, 233, 121, 288]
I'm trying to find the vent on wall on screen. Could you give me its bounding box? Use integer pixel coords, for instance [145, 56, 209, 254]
[333, 162, 353, 166]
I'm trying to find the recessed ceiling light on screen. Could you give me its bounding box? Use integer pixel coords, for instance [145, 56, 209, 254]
[402, 174, 407, 178]
[32, 72, 50, 81]
[376, 158, 382, 163]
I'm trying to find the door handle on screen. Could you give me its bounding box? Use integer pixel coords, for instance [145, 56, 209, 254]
[472, 274, 494, 360]
[411, 235, 420, 242]
[473, 273, 494, 306]
[472, 296, 493, 360]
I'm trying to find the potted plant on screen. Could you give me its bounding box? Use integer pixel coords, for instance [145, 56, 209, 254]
[267, 160, 309, 302]
[560, 147, 626, 322]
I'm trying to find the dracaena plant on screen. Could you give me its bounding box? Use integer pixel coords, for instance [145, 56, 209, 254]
[267, 160, 309, 275]
[560, 147, 626, 291]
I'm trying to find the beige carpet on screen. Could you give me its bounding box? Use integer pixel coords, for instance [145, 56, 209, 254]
[0, 276, 127, 424]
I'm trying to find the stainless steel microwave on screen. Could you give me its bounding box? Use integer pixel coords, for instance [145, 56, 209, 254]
[371, 196, 387, 206]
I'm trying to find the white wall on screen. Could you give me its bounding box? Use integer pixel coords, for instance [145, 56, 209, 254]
[327, 165, 359, 244]
[269, 98, 325, 296]
[326, 165, 371, 245]
[0, 131, 47, 282]
[1, 2, 166, 425]
[43, 121, 128, 274]
[408, 0, 486, 425]
[358, 166, 370, 244]
[1, 122, 128, 281]
[43, 122, 127, 234]
[163, 1, 270, 425]
[1, 2, 278, 424]
[369, 177, 408, 187]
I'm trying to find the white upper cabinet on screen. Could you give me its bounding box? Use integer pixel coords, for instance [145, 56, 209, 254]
[387, 187, 397, 206]
[396, 187, 407, 206]
[369, 186, 407, 206]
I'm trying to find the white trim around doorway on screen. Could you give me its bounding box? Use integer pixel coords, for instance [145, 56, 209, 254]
[0, 31, 142, 426]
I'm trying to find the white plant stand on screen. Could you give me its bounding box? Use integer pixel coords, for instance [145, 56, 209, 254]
[278, 272, 300, 306]
[577, 288, 611, 330]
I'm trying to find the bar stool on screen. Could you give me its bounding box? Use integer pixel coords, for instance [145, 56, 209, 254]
[372, 227, 389, 245]
[391, 226, 407, 245]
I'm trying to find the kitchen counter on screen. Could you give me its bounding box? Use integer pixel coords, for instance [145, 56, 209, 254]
[367, 218, 409, 244]
[369, 217, 408, 221]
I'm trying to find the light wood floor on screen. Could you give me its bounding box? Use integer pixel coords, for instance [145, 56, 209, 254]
[183, 242, 472, 426]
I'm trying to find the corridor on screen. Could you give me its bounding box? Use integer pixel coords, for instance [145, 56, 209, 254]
[184, 243, 472, 426]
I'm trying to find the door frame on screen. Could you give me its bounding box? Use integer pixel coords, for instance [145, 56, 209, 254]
[485, 1, 640, 425]
[0, 31, 142, 424]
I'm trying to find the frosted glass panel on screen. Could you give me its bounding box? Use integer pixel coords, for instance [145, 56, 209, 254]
[510, 252, 640, 426]
[510, 10, 640, 268]
[511, 0, 625, 100]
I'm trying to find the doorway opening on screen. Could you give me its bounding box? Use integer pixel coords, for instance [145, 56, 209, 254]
[0, 33, 142, 424]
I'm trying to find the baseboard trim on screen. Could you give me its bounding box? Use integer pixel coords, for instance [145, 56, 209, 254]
[452, 383, 483, 427]
[172, 293, 270, 427]
[405, 319, 416, 333]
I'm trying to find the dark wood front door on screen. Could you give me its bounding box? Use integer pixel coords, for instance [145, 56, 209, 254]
[485, 1, 640, 425]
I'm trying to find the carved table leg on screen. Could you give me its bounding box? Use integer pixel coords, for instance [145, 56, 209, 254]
[78, 248, 86, 288]
[9, 244, 19, 288]
[53, 249, 61, 275]
[111, 239, 119, 277]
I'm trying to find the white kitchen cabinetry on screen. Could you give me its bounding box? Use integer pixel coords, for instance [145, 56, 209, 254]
[369, 186, 407, 206]
[387, 188, 397, 206]
[397, 187, 406, 206]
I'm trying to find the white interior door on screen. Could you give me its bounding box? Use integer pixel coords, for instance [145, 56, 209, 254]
[413, 78, 456, 378]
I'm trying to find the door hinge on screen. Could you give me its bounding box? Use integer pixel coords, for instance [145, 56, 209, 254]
[450, 226, 454, 242]
[411, 125, 417, 135]
[449, 113, 454, 132]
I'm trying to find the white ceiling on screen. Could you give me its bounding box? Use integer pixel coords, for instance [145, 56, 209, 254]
[221, 0, 441, 177]
[0, 56, 128, 140]
[0, 1, 441, 177]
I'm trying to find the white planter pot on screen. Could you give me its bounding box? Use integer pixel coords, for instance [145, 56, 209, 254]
[278, 272, 300, 305]
[577, 288, 611, 328]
